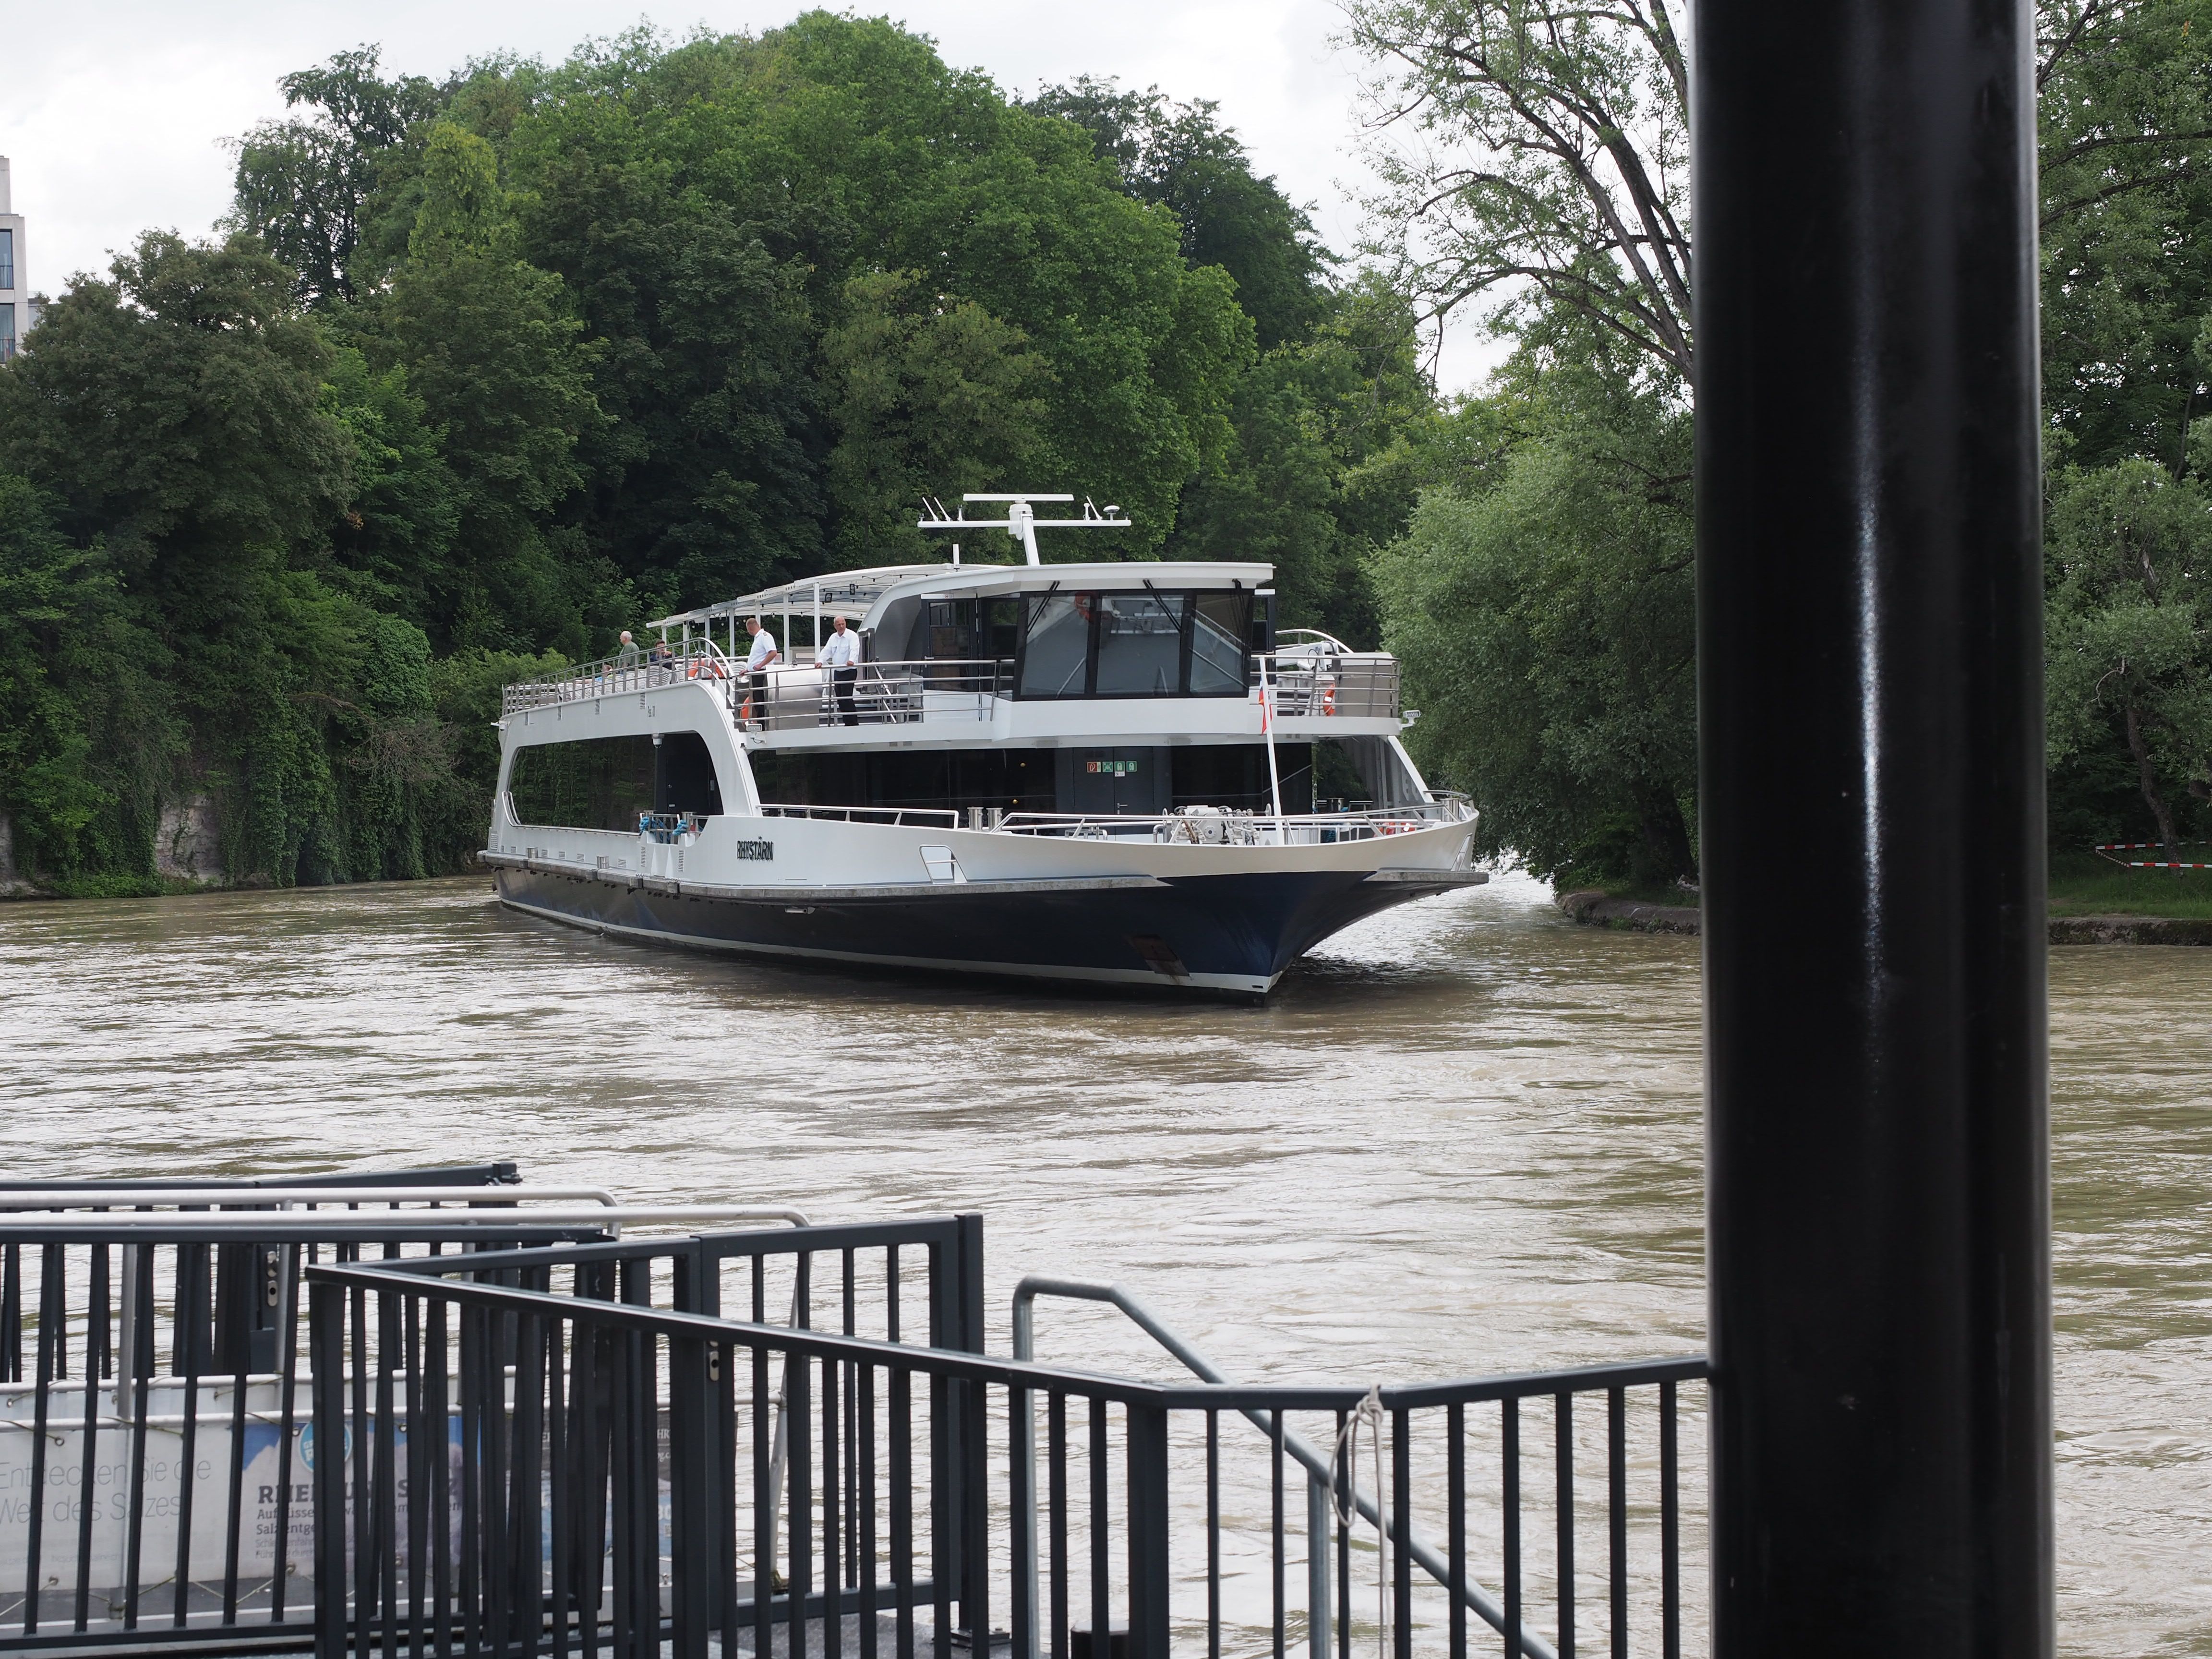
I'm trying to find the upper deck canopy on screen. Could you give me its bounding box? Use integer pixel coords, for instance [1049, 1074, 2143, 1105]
[648, 560, 1276, 637]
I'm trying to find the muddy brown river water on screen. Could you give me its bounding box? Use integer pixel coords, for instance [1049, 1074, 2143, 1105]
[0, 873, 2204, 1653]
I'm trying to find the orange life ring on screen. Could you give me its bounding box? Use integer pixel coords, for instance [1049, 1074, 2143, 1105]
[1322, 684, 1336, 715]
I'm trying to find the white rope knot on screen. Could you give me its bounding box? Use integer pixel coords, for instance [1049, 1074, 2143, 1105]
[1330, 1383, 1389, 1659]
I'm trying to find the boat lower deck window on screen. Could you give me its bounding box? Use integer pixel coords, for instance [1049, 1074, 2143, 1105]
[506, 732, 723, 830]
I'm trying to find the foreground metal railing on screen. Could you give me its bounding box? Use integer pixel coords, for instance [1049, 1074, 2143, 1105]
[0, 1193, 979, 1659]
[0, 1219, 607, 1655]
[304, 1243, 1702, 1659]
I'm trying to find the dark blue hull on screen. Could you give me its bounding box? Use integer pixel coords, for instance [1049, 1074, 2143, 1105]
[490, 865, 1472, 995]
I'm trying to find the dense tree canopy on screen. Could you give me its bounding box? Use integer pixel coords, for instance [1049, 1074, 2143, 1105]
[9, 2, 2205, 897]
[0, 13, 1386, 890]
[1375, 321, 1697, 883]
[230, 47, 442, 307]
[1365, 0, 2212, 881]
[1027, 79, 1332, 351]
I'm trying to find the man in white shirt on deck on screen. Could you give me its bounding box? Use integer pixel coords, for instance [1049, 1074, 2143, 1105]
[815, 613, 860, 725]
[743, 615, 779, 722]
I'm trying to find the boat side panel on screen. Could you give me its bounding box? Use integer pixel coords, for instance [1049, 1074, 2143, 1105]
[489, 864, 1447, 993]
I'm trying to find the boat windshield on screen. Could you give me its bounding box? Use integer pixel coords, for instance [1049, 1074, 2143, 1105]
[1094, 593, 1184, 695]
[1018, 594, 1092, 697]
[1013, 589, 1255, 699]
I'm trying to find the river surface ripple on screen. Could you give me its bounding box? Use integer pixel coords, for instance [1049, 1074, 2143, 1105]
[0, 873, 2205, 1654]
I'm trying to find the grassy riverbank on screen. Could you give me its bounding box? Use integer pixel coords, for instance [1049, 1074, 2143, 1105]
[1560, 851, 2212, 920]
[2047, 852, 2212, 918]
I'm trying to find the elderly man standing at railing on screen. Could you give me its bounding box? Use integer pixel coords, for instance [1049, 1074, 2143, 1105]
[816, 613, 860, 726]
[742, 614, 780, 723]
[613, 630, 640, 689]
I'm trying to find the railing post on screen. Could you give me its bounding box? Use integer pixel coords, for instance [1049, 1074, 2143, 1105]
[1125, 1402, 1171, 1659]
[309, 1278, 349, 1659]
[940, 1215, 988, 1639]
[1307, 1472, 1332, 1659]
[670, 1333, 712, 1659]
[1012, 1376, 1038, 1659]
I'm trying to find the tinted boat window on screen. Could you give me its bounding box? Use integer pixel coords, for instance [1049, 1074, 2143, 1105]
[1190, 592, 1251, 696]
[1018, 593, 1092, 697]
[982, 596, 1022, 662]
[1094, 592, 1188, 696]
[506, 732, 721, 829]
[925, 599, 976, 660]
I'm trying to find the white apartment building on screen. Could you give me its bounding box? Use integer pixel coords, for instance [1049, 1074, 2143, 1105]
[0, 156, 24, 362]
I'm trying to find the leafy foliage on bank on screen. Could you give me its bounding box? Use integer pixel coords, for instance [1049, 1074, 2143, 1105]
[1364, 0, 2212, 881]
[0, 16, 1415, 890]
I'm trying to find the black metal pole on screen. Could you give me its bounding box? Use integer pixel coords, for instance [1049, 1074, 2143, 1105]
[1694, 0, 2052, 1651]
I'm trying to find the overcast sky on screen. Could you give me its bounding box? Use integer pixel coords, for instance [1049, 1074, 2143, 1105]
[3, 0, 1498, 388]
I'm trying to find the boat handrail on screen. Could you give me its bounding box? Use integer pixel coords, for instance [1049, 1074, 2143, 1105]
[995, 803, 1461, 825]
[992, 803, 1468, 842]
[1272, 627, 1357, 653]
[502, 638, 746, 712]
[1252, 649, 1402, 719]
[501, 639, 1405, 724]
[731, 657, 1007, 732]
[757, 803, 963, 827]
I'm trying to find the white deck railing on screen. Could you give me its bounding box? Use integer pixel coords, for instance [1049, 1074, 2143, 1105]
[501, 645, 1405, 722]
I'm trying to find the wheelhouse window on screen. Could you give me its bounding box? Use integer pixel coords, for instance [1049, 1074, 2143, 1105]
[1190, 592, 1251, 695]
[1013, 589, 1253, 699]
[1093, 592, 1186, 695]
[1017, 593, 1093, 697]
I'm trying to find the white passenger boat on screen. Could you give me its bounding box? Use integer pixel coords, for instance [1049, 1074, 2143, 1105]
[481, 494, 1484, 995]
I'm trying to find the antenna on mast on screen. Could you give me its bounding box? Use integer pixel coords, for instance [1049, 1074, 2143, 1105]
[917, 492, 1130, 567]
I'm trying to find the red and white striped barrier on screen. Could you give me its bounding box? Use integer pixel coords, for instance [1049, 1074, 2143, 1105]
[2094, 841, 2212, 869]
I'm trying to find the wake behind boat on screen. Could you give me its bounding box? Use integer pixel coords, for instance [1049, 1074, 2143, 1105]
[480, 493, 1484, 995]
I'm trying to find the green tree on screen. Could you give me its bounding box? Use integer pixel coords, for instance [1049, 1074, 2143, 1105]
[0, 232, 353, 572]
[1172, 279, 1435, 644]
[321, 344, 460, 626]
[0, 232, 482, 886]
[0, 477, 180, 885]
[484, 16, 1251, 589]
[2039, 0, 2212, 471]
[1027, 78, 1331, 349]
[230, 46, 444, 306]
[1346, 0, 1693, 381]
[820, 271, 1049, 567]
[2044, 459, 2212, 847]
[357, 122, 611, 651]
[1374, 327, 1697, 884]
